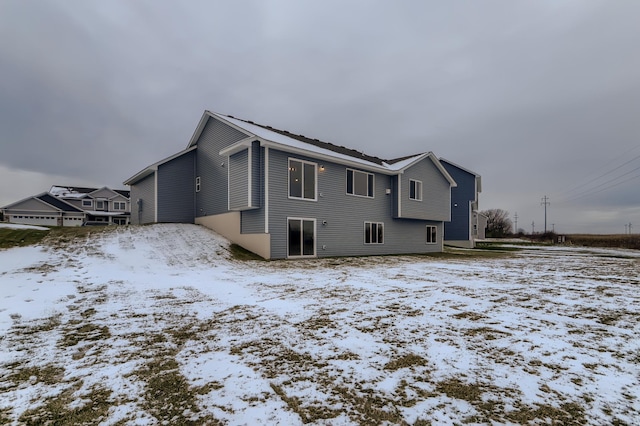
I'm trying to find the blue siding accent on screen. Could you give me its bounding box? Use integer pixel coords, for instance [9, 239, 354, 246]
[157, 150, 196, 223]
[196, 117, 249, 217]
[442, 162, 477, 241]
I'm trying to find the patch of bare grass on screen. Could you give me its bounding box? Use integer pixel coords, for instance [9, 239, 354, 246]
[12, 314, 62, 336]
[2, 364, 65, 390]
[0, 227, 50, 249]
[18, 382, 113, 426]
[135, 345, 222, 425]
[61, 323, 111, 347]
[452, 311, 487, 321]
[384, 354, 428, 371]
[463, 326, 512, 340]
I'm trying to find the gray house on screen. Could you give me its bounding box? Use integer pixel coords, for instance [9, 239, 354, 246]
[1, 186, 131, 227]
[440, 159, 484, 248]
[124, 110, 458, 259]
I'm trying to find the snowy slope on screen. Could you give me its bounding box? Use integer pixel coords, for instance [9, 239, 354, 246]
[0, 224, 638, 425]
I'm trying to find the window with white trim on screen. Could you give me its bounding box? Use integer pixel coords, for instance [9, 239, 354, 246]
[347, 169, 374, 198]
[288, 218, 316, 257]
[364, 221, 384, 244]
[289, 159, 316, 200]
[82, 199, 93, 207]
[96, 200, 105, 210]
[426, 225, 437, 244]
[195, 176, 201, 192]
[113, 201, 126, 210]
[409, 179, 422, 201]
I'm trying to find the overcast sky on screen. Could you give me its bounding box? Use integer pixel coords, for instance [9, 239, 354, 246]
[1, 0, 639, 234]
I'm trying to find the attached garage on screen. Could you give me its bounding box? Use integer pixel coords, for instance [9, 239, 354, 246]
[1, 193, 86, 227]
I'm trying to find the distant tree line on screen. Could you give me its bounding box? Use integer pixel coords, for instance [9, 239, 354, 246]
[481, 209, 513, 238]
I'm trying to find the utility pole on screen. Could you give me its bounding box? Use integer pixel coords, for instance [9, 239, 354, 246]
[531, 221, 535, 234]
[630, 223, 633, 235]
[514, 212, 518, 234]
[541, 195, 550, 233]
[552, 223, 555, 233]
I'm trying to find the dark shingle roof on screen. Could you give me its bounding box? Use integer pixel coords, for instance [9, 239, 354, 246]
[55, 186, 97, 194]
[53, 185, 130, 199]
[37, 194, 84, 212]
[227, 115, 388, 166]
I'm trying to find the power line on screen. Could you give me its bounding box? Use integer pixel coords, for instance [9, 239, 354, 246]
[564, 164, 640, 202]
[556, 145, 640, 199]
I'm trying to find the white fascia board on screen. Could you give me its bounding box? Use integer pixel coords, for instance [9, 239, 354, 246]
[186, 111, 214, 148]
[188, 111, 254, 148]
[124, 146, 197, 185]
[218, 137, 257, 157]
[89, 187, 119, 199]
[383, 153, 428, 172]
[390, 153, 457, 187]
[427, 153, 457, 187]
[258, 139, 399, 175]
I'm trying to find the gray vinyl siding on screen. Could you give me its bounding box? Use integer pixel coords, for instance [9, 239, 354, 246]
[251, 141, 261, 208]
[91, 188, 118, 199]
[7, 198, 59, 212]
[400, 158, 451, 221]
[267, 149, 444, 259]
[157, 149, 196, 223]
[229, 149, 249, 210]
[241, 144, 265, 234]
[443, 163, 476, 241]
[196, 117, 249, 217]
[130, 173, 155, 224]
[65, 199, 84, 210]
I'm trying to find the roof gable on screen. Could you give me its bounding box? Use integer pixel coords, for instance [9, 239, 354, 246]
[2, 194, 62, 212]
[124, 146, 197, 185]
[90, 187, 120, 199]
[37, 194, 85, 212]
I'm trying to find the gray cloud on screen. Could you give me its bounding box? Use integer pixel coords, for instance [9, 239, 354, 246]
[1, 0, 639, 233]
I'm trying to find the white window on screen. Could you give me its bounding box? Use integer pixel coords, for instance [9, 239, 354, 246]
[364, 221, 384, 244]
[82, 199, 93, 208]
[426, 225, 437, 244]
[347, 169, 374, 198]
[113, 201, 126, 210]
[410, 179, 422, 201]
[195, 176, 201, 192]
[288, 218, 316, 257]
[96, 200, 105, 210]
[289, 159, 316, 201]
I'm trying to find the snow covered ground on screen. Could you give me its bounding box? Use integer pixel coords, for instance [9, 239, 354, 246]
[0, 224, 638, 425]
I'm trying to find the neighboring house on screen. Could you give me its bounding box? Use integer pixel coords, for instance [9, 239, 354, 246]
[50, 186, 131, 225]
[440, 159, 484, 248]
[1, 186, 131, 227]
[124, 110, 458, 259]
